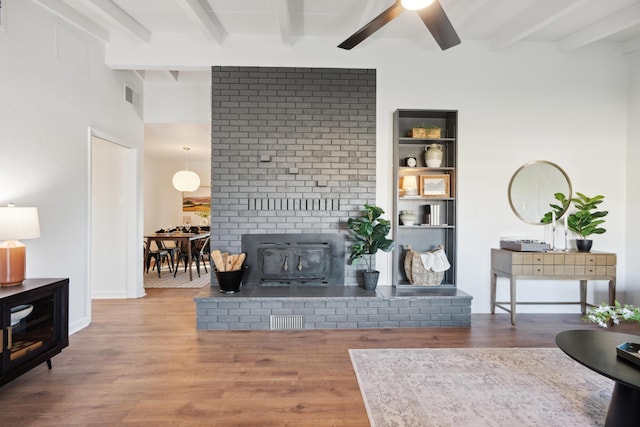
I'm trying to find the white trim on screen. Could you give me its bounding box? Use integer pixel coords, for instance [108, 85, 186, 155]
[88, 127, 145, 308]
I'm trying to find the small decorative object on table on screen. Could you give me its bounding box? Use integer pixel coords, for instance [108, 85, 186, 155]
[616, 342, 640, 367]
[584, 301, 640, 328]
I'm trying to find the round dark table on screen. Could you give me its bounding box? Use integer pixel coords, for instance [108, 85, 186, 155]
[556, 329, 640, 427]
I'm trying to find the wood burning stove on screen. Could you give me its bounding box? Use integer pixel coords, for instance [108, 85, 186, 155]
[241, 234, 345, 286]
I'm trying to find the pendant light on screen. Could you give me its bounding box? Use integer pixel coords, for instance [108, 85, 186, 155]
[172, 147, 200, 192]
[401, 0, 434, 10]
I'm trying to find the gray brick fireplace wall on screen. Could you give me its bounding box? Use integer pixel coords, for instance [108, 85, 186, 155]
[210, 66, 377, 285]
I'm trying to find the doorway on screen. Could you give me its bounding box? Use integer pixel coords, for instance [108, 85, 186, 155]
[89, 132, 141, 299]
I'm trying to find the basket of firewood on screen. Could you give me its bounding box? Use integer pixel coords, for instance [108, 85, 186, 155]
[211, 250, 247, 294]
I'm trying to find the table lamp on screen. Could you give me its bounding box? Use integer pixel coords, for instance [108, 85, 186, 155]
[0, 204, 41, 286]
[403, 175, 418, 196]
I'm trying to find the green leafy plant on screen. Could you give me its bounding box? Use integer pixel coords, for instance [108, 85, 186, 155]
[540, 192, 570, 224]
[567, 192, 608, 239]
[585, 301, 640, 328]
[347, 204, 395, 272]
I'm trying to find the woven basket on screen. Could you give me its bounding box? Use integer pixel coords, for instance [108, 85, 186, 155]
[404, 245, 445, 286]
[411, 128, 441, 138]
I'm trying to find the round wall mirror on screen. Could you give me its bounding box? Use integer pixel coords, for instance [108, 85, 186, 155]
[508, 160, 572, 225]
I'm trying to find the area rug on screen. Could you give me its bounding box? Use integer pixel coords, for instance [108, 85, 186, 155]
[143, 265, 210, 288]
[349, 347, 613, 427]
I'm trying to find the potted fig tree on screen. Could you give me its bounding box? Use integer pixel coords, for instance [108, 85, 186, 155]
[347, 204, 395, 290]
[567, 192, 608, 252]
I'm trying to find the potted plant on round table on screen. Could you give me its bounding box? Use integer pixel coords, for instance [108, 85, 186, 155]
[347, 204, 395, 290]
[567, 192, 608, 252]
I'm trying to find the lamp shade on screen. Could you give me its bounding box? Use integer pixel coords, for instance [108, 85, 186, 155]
[0, 206, 40, 240]
[0, 205, 40, 286]
[172, 170, 201, 192]
[402, 176, 418, 196]
[401, 0, 434, 10]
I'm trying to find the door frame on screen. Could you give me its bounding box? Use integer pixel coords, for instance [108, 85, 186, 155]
[87, 127, 144, 310]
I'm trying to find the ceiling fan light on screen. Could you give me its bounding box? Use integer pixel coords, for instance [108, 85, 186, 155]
[172, 170, 200, 192]
[401, 0, 434, 11]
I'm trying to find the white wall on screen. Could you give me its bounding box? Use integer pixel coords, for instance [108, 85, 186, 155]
[0, 1, 143, 332]
[379, 42, 629, 313]
[626, 51, 640, 303]
[144, 40, 633, 313]
[143, 157, 211, 234]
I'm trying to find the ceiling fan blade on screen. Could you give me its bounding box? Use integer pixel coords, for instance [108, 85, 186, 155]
[417, 1, 461, 50]
[338, 1, 404, 50]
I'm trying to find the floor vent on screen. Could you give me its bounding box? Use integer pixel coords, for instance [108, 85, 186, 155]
[270, 315, 304, 330]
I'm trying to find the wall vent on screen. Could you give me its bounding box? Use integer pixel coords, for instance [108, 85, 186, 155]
[270, 315, 304, 330]
[124, 84, 141, 108]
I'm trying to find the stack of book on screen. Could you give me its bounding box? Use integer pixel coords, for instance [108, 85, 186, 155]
[424, 204, 440, 226]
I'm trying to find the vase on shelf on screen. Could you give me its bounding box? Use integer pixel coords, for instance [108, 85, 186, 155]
[424, 144, 443, 167]
[400, 210, 417, 226]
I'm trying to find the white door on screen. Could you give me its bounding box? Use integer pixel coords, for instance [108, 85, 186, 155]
[90, 135, 135, 298]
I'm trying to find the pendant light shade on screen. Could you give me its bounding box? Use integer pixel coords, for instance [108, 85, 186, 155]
[172, 170, 200, 192]
[172, 146, 201, 192]
[401, 0, 434, 10]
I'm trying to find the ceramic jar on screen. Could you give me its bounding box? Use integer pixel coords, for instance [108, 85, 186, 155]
[424, 144, 444, 168]
[400, 210, 417, 226]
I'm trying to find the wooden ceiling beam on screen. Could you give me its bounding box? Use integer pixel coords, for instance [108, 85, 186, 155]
[559, 3, 640, 52]
[491, 0, 589, 51]
[272, 0, 292, 47]
[33, 0, 109, 43]
[79, 0, 151, 44]
[177, 0, 227, 44]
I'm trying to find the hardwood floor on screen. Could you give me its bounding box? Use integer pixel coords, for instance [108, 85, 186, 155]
[1, 288, 636, 426]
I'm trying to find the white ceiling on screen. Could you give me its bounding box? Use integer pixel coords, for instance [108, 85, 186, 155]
[33, 0, 640, 159]
[36, 0, 640, 57]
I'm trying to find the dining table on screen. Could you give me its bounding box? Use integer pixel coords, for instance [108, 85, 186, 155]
[144, 231, 210, 281]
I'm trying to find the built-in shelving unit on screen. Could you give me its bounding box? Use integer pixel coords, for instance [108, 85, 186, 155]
[393, 109, 458, 288]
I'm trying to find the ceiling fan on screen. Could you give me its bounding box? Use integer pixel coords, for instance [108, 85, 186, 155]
[338, 0, 461, 51]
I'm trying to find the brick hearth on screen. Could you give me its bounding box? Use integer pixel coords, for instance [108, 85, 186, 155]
[195, 286, 472, 330]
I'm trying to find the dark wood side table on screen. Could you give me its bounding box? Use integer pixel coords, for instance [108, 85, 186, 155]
[1, 278, 69, 387]
[556, 329, 640, 426]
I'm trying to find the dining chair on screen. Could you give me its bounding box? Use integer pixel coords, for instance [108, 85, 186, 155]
[198, 236, 210, 272]
[162, 240, 179, 271]
[145, 240, 173, 277]
[173, 237, 209, 277]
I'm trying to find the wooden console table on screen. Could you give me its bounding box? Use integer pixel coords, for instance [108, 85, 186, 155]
[490, 248, 616, 325]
